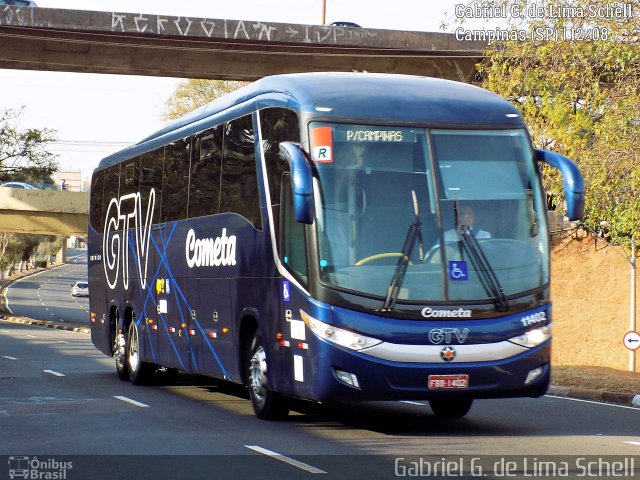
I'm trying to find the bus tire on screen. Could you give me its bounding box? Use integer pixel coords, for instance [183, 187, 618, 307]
[247, 331, 289, 420]
[429, 398, 473, 418]
[114, 331, 129, 381]
[127, 321, 156, 386]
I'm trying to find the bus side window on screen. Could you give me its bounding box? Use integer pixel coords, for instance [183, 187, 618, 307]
[161, 138, 190, 223]
[140, 148, 164, 224]
[221, 115, 262, 230]
[259, 108, 300, 249]
[121, 158, 139, 197]
[280, 173, 308, 284]
[103, 164, 121, 210]
[188, 126, 223, 219]
[89, 169, 105, 232]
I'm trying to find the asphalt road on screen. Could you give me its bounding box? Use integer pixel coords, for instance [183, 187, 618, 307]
[3, 249, 88, 326]
[1, 319, 640, 479]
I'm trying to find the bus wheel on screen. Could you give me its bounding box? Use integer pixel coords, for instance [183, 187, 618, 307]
[429, 398, 473, 418]
[114, 331, 129, 381]
[127, 321, 155, 386]
[247, 331, 289, 420]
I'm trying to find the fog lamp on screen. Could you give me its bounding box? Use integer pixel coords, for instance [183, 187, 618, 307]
[525, 367, 544, 385]
[334, 369, 361, 389]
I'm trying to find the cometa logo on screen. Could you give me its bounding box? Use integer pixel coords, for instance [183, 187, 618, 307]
[185, 228, 237, 268]
[421, 307, 472, 318]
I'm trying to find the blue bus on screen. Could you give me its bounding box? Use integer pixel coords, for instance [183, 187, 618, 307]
[88, 73, 584, 419]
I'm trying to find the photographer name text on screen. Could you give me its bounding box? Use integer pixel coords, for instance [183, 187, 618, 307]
[455, 2, 633, 43]
[395, 456, 636, 477]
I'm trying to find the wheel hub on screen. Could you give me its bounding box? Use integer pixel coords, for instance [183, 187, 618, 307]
[128, 325, 139, 372]
[249, 347, 267, 403]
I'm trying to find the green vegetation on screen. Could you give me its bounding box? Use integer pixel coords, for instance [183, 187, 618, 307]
[552, 366, 640, 395]
[162, 79, 247, 121]
[0, 108, 60, 270]
[472, 0, 640, 245]
[0, 107, 58, 186]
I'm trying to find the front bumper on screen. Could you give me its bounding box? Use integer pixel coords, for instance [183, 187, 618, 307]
[299, 338, 550, 403]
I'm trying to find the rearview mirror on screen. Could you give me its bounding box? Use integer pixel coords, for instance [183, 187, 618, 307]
[279, 142, 314, 224]
[535, 149, 585, 221]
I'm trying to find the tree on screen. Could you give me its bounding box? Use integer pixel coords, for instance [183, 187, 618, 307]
[0, 233, 42, 276]
[35, 235, 63, 267]
[0, 107, 58, 183]
[0, 108, 60, 274]
[162, 79, 247, 121]
[457, 0, 640, 243]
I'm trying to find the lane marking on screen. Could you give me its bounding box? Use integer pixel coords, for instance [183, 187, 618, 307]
[43, 369, 65, 377]
[3, 286, 13, 314]
[114, 396, 150, 408]
[3, 264, 66, 315]
[245, 445, 326, 474]
[25, 334, 37, 338]
[625, 441, 640, 447]
[546, 395, 640, 411]
[2, 356, 17, 360]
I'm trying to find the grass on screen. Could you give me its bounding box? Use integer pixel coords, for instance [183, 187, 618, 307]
[552, 365, 640, 395]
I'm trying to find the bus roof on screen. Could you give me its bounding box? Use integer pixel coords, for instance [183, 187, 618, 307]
[98, 73, 524, 170]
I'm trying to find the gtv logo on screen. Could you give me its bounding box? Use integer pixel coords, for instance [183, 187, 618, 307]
[428, 328, 470, 344]
[103, 189, 155, 291]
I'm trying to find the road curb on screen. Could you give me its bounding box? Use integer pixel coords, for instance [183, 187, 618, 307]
[0, 314, 90, 334]
[548, 384, 640, 408]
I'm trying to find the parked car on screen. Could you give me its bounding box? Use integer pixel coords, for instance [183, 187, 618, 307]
[328, 21, 362, 28]
[0, 182, 38, 189]
[0, 1, 37, 6]
[71, 281, 89, 297]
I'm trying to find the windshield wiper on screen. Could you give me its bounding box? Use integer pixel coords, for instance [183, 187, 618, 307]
[380, 191, 424, 312]
[458, 225, 509, 311]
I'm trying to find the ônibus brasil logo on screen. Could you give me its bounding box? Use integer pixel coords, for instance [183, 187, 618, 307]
[8, 456, 72, 480]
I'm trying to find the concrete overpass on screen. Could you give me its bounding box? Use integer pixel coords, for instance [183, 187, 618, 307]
[0, 6, 486, 82]
[0, 188, 88, 236]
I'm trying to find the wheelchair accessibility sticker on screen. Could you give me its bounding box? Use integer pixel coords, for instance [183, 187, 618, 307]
[448, 261, 468, 281]
[282, 280, 291, 302]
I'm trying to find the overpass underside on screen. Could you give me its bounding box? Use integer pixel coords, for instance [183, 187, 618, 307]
[0, 7, 485, 82]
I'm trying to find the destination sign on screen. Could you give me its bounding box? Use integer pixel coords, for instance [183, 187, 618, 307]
[345, 130, 405, 142]
[332, 127, 418, 143]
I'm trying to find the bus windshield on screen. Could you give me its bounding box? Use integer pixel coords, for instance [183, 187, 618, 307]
[311, 123, 549, 306]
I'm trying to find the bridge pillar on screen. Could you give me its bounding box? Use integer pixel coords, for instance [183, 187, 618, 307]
[55, 243, 67, 265]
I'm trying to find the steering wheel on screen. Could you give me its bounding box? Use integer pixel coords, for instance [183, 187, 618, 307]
[355, 253, 413, 266]
[424, 244, 445, 263]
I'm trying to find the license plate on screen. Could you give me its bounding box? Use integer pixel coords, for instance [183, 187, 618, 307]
[428, 374, 469, 389]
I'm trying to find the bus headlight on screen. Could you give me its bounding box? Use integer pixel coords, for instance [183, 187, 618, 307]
[300, 310, 382, 351]
[509, 325, 551, 348]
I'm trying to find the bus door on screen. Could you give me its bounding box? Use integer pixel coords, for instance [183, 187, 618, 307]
[188, 277, 233, 380]
[155, 275, 194, 372]
[137, 245, 159, 367]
